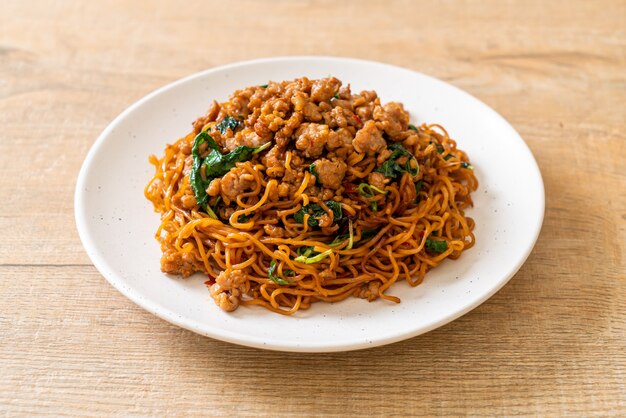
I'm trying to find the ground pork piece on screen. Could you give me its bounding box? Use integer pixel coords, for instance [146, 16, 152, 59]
[192, 100, 220, 133]
[352, 120, 386, 155]
[263, 224, 285, 238]
[376, 147, 393, 165]
[368, 172, 389, 190]
[277, 183, 290, 197]
[318, 213, 333, 228]
[373, 102, 409, 141]
[160, 249, 197, 277]
[313, 158, 347, 190]
[326, 127, 354, 150]
[360, 90, 378, 102]
[337, 83, 352, 98]
[327, 106, 350, 128]
[254, 119, 273, 138]
[355, 104, 374, 121]
[274, 111, 304, 149]
[206, 178, 221, 196]
[320, 188, 335, 201]
[210, 290, 240, 312]
[220, 168, 256, 200]
[229, 87, 254, 113]
[247, 84, 277, 110]
[303, 101, 323, 122]
[224, 128, 266, 151]
[332, 99, 353, 112]
[220, 206, 235, 220]
[291, 91, 307, 112]
[284, 77, 312, 97]
[180, 194, 196, 209]
[262, 145, 285, 177]
[295, 123, 330, 157]
[355, 280, 381, 301]
[178, 138, 193, 155]
[310, 77, 342, 102]
[260, 98, 290, 127]
[319, 269, 335, 284]
[215, 269, 248, 291]
[210, 269, 249, 311]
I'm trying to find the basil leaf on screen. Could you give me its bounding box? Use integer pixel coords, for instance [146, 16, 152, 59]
[329, 228, 377, 248]
[190, 132, 213, 211]
[333, 92, 340, 99]
[408, 123, 418, 131]
[294, 201, 342, 228]
[189, 130, 270, 215]
[268, 259, 291, 285]
[324, 201, 343, 226]
[425, 238, 448, 253]
[376, 159, 404, 178]
[376, 143, 419, 178]
[309, 163, 319, 184]
[259, 84, 268, 88]
[216, 116, 240, 135]
[203, 142, 271, 179]
[237, 213, 253, 223]
[414, 180, 423, 204]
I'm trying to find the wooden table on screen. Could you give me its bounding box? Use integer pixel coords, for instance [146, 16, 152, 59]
[1, 1, 624, 415]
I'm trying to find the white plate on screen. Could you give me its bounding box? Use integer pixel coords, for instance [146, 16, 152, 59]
[75, 57, 544, 352]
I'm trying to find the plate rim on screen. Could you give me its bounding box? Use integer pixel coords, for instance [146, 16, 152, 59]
[75, 55, 545, 352]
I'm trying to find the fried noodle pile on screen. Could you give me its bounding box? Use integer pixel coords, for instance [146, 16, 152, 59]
[145, 77, 478, 315]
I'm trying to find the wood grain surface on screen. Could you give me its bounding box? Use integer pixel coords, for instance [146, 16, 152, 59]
[1, 0, 625, 416]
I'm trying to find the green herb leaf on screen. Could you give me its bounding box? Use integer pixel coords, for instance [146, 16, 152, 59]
[369, 201, 378, 212]
[189, 131, 270, 215]
[329, 228, 377, 249]
[294, 248, 333, 264]
[357, 183, 387, 198]
[309, 163, 319, 184]
[268, 259, 291, 285]
[328, 220, 355, 249]
[414, 180, 423, 204]
[190, 132, 214, 211]
[205, 204, 218, 219]
[376, 159, 404, 178]
[203, 142, 270, 179]
[259, 84, 268, 88]
[296, 246, 317, 257]
[237, 213, 253, 223]
[376, 143, 419, 178]
[408, 123, 418, 131]
[216, 116, 240, 135]
[425, 238, 448, 253]
[294, 201, 343, 228]
[359, 230, 378, 242]
[333, 92, 340, 99]
[329, 235, 349, 247]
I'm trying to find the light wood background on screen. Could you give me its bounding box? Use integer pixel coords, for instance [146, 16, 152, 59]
[1, 0, 624, 416]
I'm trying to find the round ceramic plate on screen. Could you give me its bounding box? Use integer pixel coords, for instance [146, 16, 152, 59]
[75, 57, 544, 352]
